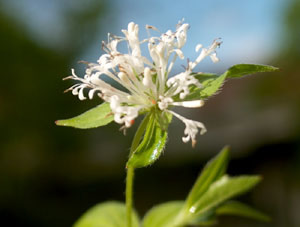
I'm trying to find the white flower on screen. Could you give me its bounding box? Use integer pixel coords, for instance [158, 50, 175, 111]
[65, 21, 221, 146]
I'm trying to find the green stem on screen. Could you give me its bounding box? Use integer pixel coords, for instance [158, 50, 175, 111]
[126, 166, 135, 227]
[125, 113, 151, 227]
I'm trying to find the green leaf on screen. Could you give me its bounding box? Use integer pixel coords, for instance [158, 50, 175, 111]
[127, 111, 170, 168]
[185, 146, 229, 208]
[73, 201, 139, 227]
[191, 175, 261, 215]
[224, 64, 278, 79]
[143, 201, 184, 227]
[194, 73, 220, 85]
[180, 64, 278, 101]
[56, 102, 114, 129]
[184, 73, 226, 100]
[216, 200, 271, 222]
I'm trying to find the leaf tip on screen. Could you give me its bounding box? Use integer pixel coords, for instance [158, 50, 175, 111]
[268, 65, 280, 72]
[255, 175, 263, 183]
[55, 119, 67, 126]
[247, 175, 263, 188]
[222, 145, 231, 152]
[219, 145, 230, 158]
[275, 67, 281, 72]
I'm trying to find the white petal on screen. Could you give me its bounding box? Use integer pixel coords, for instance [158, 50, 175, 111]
[173, 49, 184, 59]
[78, 87, 86, 100]
[142, 67, 155, 89]
[182, 135, 190, 143]
[210, 52, 219, 63]
[88, 89, 98, 99]
[173, 100, 204, 108]
[191, 39, 221, 69]
[176, 23, 189, 48]
[72, 86, 80, 95]
[195, 44, 203, 52]
[118, 72, 130, 84]
[128, 22, 135, 33]
[158, 96, 173, 110]
[167, 110, 206, 146]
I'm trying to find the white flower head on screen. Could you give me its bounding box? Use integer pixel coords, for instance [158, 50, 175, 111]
[65, 21, 221, 146]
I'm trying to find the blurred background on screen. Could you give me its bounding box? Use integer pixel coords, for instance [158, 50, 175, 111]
[0, 0, 299, 226]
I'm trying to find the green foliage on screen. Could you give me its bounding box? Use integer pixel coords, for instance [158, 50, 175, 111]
[127, 111, 170, 168]
[141, 147, 268, 227]
[55, 102, 113, 129]
[73, 201, 140, 227]
[72, 148, 269, 227]
[183, 64, 278, 101]
[224, 64, 278, 78]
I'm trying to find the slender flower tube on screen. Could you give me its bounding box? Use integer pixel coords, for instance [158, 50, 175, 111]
[65, 21, 221, 146]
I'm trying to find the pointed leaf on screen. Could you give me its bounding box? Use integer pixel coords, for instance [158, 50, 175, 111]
[185, 146, 229, 208]
[224, 64, 278, 79]
[179, 64, 278, 101]
[73, 201, 139, 227]
[143, 201, 184, 227]
[216, 201, 271, 222]
[127, 112, 170, 168]
[191, 175, 261, 215]
[56, 102, 113, 129]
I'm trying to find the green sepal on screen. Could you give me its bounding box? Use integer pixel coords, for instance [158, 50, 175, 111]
[216, 200, 271, 222]
[129, 113, 152, 157]
[224, 64, 278, 79]
[127, 110, 171, 168]
[154, 109, 173, 131]
[73, 201, 140, 227]
[55, 102, 113, 129]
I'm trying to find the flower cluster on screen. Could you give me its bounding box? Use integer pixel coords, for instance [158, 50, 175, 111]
[65, 21, 221, 146]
